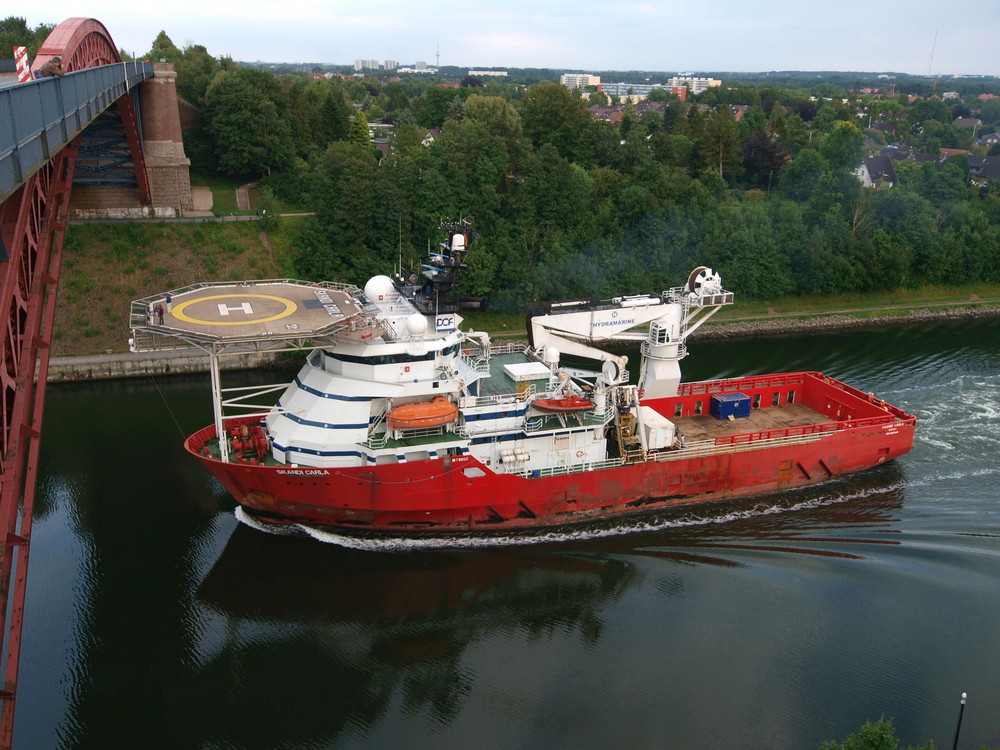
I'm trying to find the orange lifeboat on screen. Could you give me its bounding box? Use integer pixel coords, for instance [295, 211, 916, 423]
[531, 396, 595, 414]
[387, 395, 459, 430]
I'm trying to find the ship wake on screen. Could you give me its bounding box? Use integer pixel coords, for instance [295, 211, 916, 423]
[235, 477, 908, 552]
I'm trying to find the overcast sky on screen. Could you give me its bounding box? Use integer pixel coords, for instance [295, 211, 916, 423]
[28, 1, 998, 75]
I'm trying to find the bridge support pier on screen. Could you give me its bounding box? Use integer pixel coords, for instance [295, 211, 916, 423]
[139, 63, 193, 215]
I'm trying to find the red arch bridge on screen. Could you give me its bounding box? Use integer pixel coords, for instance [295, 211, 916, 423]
[0, 18, 155, 748]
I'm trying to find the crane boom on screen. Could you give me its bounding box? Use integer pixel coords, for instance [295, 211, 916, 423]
[525, 267, 734, 398]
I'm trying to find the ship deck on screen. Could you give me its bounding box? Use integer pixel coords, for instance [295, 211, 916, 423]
[138, 280, 366, 342]
[671, 402, 830, 441]
[479, 350, 538, 398]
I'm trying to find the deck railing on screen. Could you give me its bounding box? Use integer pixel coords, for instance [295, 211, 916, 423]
[518, 415, 908, 480]
[714, 413, 907, 447]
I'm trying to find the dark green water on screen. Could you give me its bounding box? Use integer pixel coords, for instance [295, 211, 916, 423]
[13, 319, 1000, 749]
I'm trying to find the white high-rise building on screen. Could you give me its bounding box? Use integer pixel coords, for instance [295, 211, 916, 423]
[667, 75, 721, 94]
[560, 73, 601, 89]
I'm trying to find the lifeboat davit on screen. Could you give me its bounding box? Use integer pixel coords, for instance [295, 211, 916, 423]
[387, 395, 459, 430]
[531, 396, 595, 414]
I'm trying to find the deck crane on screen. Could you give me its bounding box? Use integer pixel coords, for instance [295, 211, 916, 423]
[525, 267, 734, 399]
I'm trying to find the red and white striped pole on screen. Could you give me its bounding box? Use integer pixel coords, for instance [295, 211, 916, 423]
[13, 46, 31, 83]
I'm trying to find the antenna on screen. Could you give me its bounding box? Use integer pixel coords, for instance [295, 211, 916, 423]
[436, 42, 440, 68]
[928, 30, 937, 76]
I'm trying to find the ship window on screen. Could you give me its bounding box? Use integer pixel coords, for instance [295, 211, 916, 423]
[787, 390, 796, 404]
[753, 394, 761, 409]
[694, 400, 703, 415]
[325, 349, 435, 366]
[772, 392, 781, 407]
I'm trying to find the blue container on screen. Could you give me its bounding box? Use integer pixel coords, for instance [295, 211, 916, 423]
[711, 392, 751, 420]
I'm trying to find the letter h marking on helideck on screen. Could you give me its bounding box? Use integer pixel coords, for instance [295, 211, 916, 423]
[218, 302, 254, 316]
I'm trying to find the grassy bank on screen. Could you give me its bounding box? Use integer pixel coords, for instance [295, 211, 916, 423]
[55, 218, 304, 356]
[54, 219, 1000, 356]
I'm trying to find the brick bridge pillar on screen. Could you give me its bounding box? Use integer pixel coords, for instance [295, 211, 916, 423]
[139, 63, 194, 213]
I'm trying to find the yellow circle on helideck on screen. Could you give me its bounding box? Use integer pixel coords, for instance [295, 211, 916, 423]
[172, 294, 298, 326]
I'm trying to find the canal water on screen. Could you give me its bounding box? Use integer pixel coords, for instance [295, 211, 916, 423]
[12, 319, 1000, 749]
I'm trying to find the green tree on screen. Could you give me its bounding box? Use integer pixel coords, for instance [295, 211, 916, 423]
[415, 86, 465, 128]
[463, 94, 521, 141]
[519, 82, 593, 161]
[650, 133, 698, 172]
[588, 90, 609, 106]
[172, 44, 225, 107]
[819, 715, 934, 750]
[819, 121, 865, 172]
[699, 106, 741, 179]
[738, 105, 768, 138]
[380, 82, 411, 116]
[741, 130, 787, 189]
[349, 114, 373, 152]
[782, 148, 829, 201]
[768, 107, 809, 155]
[295, 141, 401, 283]
[323, 85, 353, 142]
[646, 88, 677, 104]
[147, 30, 182, 64]
[196, 69, 295, 176]
[0, 16, 53, 57]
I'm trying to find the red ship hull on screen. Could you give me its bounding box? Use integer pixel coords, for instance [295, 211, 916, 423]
[186, 372, 916, 535]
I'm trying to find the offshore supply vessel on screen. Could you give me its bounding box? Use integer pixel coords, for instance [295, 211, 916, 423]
[130, 222, 916, 536]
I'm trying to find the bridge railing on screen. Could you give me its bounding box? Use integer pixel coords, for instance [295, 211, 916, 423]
[0, 60, 153, 201]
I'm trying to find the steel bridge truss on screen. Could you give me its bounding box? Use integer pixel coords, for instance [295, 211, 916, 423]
[0, 18, 154, 748]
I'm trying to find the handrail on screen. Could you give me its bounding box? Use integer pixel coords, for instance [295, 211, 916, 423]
[714, 413, 910, 447]
[678, 371, 812, 395]
[0, 60, 153, 201]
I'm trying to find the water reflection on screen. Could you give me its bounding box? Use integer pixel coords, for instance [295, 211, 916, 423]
[192, 529, 638, 746]
[181, 462, 914, 747]
[536, 461, 908, 564]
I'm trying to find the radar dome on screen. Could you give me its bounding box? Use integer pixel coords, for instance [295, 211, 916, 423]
[406, 313, 428, 336]
[364, 275, 395, 301]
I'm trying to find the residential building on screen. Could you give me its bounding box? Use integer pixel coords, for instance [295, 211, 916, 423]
[975, 132, 1000, 148]
[667, 76, 721, 94]
[587, 100, 681, 124]
[953, 117, 982, 131]
[968, 155, 1000, 185]
[598, 82, 687, 101]
[469, 70, 508, 77]
[855, 155, 898, 188]
[560, 73, 600, 89]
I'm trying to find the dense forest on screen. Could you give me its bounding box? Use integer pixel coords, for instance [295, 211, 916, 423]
[13, 19, 1000, 309]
